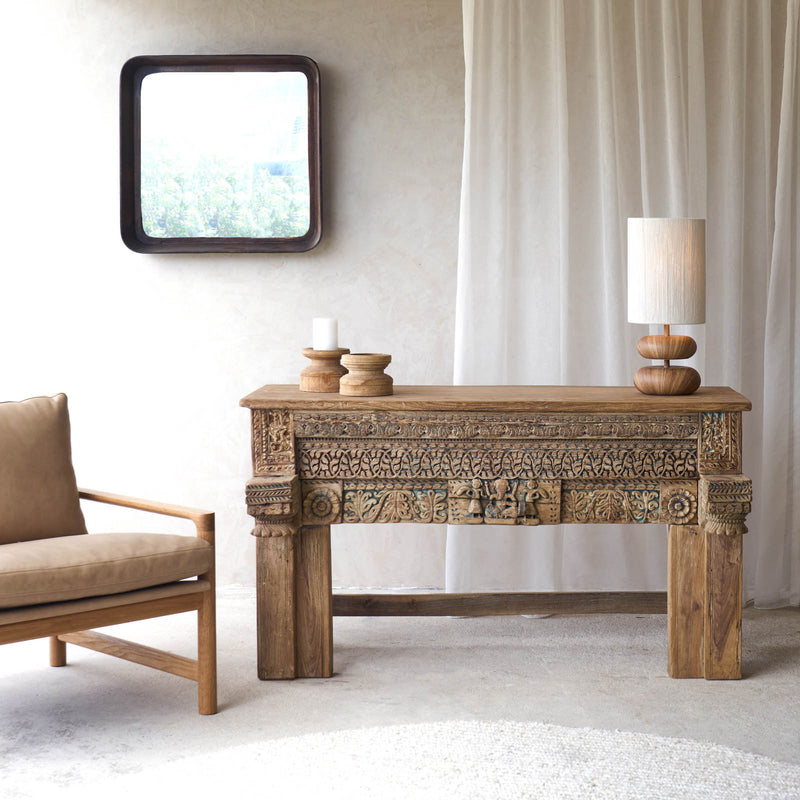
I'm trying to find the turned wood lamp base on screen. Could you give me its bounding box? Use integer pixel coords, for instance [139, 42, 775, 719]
[633, 325, 701, 396]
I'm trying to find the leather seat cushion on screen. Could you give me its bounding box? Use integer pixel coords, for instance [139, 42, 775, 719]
[0, 394, 87, 544]
[0, 533, 213, 608]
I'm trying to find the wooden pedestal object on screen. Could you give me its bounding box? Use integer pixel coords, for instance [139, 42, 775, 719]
[299, 347, 350, 393]
[242, 385, 751, 681]
[339, 353, 393, 396]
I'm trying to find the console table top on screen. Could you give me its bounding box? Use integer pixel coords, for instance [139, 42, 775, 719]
[241, 385, 751, 413]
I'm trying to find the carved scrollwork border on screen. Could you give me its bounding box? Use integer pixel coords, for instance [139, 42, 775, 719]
[293, 411, 699, 441]
[296, 439, 697, 481]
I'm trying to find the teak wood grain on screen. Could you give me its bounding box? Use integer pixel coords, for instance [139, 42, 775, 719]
[241, 384, 750, 412]
[294, 525, 333, 677]
[667, 525, 705, 677]
[333, 592, 667, 617]
[256, 526, 333, 679]
[256, 536, 296, 679]
[58, 631, 199, 681]
[1, 588, 205, 646]
[705, 532, 743, 679]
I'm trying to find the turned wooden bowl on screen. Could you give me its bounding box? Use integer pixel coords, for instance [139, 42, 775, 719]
[339, 353, 393, 396]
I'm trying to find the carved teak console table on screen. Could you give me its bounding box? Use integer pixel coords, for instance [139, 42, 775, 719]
[241, 386, 751, 681]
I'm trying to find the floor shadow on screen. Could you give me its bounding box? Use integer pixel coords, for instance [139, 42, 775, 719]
[743, 644, 800, 678]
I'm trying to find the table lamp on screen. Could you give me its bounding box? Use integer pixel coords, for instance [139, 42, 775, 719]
[627, 218, 705, 395]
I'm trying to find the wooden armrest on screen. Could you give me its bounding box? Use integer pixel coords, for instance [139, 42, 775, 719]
[78, 489, 214, 544]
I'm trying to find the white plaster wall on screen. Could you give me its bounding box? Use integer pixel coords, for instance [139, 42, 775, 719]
[1, 0, 464, 587]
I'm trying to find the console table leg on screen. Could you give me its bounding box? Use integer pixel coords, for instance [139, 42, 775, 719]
[256, 535, 297, 679]
[294, 524, 333, 678]
[667, 524, 705, 678]
[704, 531, 743, 679]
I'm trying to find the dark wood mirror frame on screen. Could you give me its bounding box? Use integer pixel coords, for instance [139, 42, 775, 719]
[120, 54, 321, 254]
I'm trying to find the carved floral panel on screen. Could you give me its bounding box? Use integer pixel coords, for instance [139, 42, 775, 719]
[342, 482, 448, 524]
[301, 481, 343, 525]
[660, 482, 699, 525]
[560, 482, 661, 524]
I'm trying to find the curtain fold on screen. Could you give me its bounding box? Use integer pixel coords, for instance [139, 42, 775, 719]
[755, 0, 800, 606]
[449, 0, 799, 605]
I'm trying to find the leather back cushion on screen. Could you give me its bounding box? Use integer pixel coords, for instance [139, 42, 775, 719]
[0, 394, 87, 544]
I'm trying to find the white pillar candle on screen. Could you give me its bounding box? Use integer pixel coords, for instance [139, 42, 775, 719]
[312, 318, 338, 350]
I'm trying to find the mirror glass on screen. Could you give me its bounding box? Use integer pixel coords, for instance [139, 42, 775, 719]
[121, 56, 321, 253]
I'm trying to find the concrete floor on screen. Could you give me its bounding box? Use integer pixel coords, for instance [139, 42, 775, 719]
[1, 589, 799, 795]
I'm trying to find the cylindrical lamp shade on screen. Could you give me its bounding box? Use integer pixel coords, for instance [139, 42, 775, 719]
[627, 218, 706, 324]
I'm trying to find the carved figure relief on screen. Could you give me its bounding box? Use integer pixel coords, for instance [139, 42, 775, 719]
[253, 409, 295, 475]
[451, 478, 485, 523]
[342, 482, 448, 524]
[448, 479, 560, 525]
[484, 478, 519, 524]
[246, 475, 300, 537]
[699, 474, 751, 536]
[518, 481, 542, 525]
[301, 481, 343, 525]
[699, 412, 741, 474]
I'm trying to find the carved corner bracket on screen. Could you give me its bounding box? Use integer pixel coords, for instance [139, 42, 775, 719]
[699, 474, 751, 537]
[246, 475, 301, 537]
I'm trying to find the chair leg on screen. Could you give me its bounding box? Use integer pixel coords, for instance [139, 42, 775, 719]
[49, 636, 67, 667]
[197, 590, 217, 715]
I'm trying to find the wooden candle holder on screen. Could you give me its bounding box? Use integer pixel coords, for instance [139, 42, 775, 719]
[633, 326, 701, 395]
[339, 353, 393, 396]
[299, 347, 350, 393]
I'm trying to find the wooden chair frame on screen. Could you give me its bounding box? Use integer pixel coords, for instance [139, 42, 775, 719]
[0, 489, 217, 715]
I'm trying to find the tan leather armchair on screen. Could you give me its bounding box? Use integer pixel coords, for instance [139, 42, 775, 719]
[0, 394, 217, 714]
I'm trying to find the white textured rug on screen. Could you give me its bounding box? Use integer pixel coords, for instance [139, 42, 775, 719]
[51, 720, 800, 800]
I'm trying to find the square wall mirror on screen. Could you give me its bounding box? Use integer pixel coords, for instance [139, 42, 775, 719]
[120, 55, 321, 253]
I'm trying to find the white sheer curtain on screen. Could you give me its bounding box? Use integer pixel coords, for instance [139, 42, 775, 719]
[448, 0, 800, 606]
